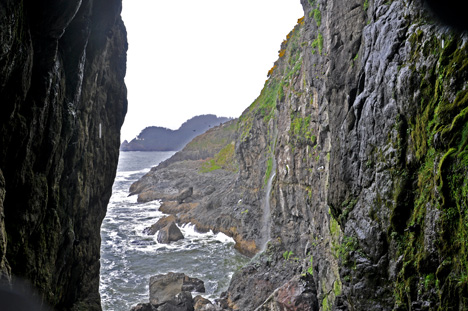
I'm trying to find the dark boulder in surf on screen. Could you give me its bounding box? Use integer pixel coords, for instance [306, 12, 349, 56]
[156, 222, 184, 244]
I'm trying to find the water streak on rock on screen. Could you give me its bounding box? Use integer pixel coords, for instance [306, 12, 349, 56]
[261, 157, 276, 252]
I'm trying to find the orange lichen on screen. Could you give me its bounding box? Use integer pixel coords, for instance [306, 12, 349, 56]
[298, 16, 305, 25]
[268, 64, 277, 76]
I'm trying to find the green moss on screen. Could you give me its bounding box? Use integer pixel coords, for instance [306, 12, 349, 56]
[283, 250, 294, 260]
[313, 8, 321, 27]
[264, 156, 274, 186]
[200, 142, 236, 173]
[322, 295, 330, 311]
[330, 214, 340, 238]
[392, 29, 468, 310]
[351, 53, 359, 67]
[311, 32, 324, 55]
[338, 196, 358, 224]
[306, 255, 314, 275]
[187, 121, 236, 151]
[424, 273, 435, 289]
[333, 278, 342, 297]
[289, 112, 316, 146]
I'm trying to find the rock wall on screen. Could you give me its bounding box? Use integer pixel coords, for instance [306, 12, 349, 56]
[0, 0, 127, 310]
[225, 0, 468, 310]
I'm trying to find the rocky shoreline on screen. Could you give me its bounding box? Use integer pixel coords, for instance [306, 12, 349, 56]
[130, 272, 215, 311]
[129, 121, 264, 258]
[128, 118, 319, 310]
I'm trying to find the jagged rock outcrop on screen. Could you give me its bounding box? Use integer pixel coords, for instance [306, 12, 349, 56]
[144, 215, 178, 235]
[0, 0, 127, 310]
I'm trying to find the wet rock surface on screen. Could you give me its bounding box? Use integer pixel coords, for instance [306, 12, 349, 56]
[156, 222, 184, 244]
[144, 215, 178, 235]
[131, 273, 208, 311]
[149, 273, 205, 305]
[193, 296, 217, 311]
[132, 1, 468, 310]
[255, 275, 319, 311]
[0, 0, 127, 309]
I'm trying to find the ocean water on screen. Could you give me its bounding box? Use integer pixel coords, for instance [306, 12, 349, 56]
[100, 151, 249, 311]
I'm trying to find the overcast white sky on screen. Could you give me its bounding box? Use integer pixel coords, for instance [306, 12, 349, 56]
[120, 0, 304, 141]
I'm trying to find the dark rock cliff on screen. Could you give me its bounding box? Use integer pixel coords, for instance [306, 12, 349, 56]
[224, 0, 468, 310]
[0, 0, 127, 310]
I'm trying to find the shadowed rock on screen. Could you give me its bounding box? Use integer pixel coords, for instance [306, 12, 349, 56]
[0, 0, 127, 309]
[131, 303, 158, 311]
[157, 222, 184, 244]
[158, 291, 194, 311]
[177, 187, 193, 204]
[144, 215, 177, 236]
[255, 275, 319, 311]
[149, 273, 205, 305]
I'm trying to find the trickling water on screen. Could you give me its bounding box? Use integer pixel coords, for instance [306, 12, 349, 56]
[261, 157, 276, 251]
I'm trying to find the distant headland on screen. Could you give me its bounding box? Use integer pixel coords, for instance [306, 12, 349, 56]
[120, 114, 232, 151]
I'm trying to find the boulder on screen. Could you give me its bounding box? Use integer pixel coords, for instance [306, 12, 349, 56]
[130, 293, 194, 311]
[158, 291, 194, 311]
[177, 187, 193, 203]
[255, 275, 319, 311]
[157, 222, 184, 244]
[181, 276, 205, 293]
[144, 215, 177, 235]
[130, 303, 157, 311]
[150, 272, 205, 306]
[193, 296, 216, 311]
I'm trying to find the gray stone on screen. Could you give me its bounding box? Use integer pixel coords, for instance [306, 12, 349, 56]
[144, 215, 177, 236]
[131, 303, 157, 311]
[177, 187, 193, 204]
[157, 222, 184, 244]
[158, 291, 194, 311]
[149, 273, 205, 306]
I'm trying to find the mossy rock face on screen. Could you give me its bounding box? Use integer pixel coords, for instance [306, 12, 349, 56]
[387, 28, 468, 310]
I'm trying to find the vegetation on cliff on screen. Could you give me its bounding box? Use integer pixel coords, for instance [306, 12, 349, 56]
[389, 29, 468, 309]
